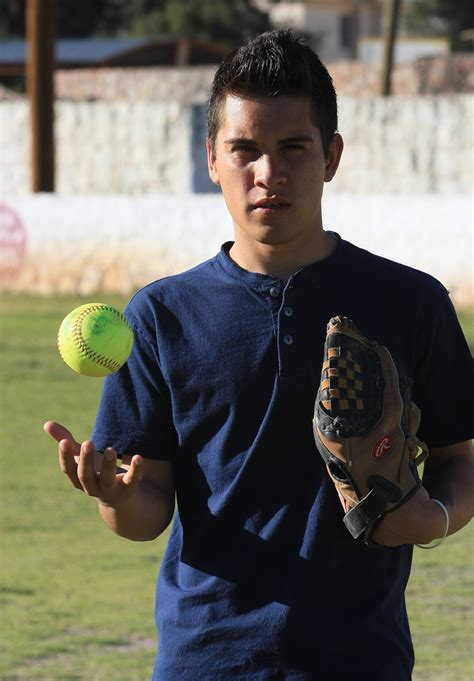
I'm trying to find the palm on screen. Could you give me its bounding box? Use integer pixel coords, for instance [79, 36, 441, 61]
[43, 421, 143, 506]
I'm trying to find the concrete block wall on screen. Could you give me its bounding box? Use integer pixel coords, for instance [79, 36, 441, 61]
[0, 101, 30, 193]
[55, 100, 193, 195]
[1, 95, 473, 196]
[1, 71, 471, 305]
[333, 95, 474, 194]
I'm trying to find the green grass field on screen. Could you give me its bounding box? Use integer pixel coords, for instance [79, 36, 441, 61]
[0, 294, 473, 680]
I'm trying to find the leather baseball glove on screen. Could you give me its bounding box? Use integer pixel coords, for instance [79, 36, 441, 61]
[313, 316, 429, 546]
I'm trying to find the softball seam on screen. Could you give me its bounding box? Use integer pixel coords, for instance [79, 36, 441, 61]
[68, 304, 129, 373]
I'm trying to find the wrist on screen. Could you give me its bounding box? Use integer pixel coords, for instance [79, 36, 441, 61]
[416, 498, 450, 549]
[97, 493, 135, 512]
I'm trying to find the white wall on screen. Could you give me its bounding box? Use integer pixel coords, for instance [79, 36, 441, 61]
[1, 96, 472, 196]
[1, 193, 471, 307]
[358, 37, 449, 65]
[335, 95, 474, 194]
[57, 101, 192, 195]
[1, 90, 471, 306]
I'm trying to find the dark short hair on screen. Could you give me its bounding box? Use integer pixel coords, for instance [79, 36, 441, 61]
[207, 29, 338, 157]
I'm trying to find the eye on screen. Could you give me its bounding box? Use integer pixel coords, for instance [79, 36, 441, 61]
[233, 144, 257, 154]
[282, 143, 305, 151]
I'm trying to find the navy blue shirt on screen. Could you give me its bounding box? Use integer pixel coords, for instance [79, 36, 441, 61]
[93, 235, 473, 680]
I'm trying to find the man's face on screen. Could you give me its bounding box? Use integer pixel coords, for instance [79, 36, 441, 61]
[207, 95, 342, 250]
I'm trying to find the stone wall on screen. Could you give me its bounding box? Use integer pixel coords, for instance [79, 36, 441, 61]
[333, 95, 473, 194]
[1, 61, 471, 305]
[50, 55, 474, 102]
[55, 100, 193, 195]
[330, 54, 474, 96]
[1, 95, 472, 196]
[54, 66, 216, 103]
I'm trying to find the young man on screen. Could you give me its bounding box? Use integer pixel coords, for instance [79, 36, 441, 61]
[45, 30, 473, 680]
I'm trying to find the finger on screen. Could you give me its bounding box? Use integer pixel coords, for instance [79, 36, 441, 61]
[44, 421, 80, 456]
[77, 440, 100, 497]
[121, 455, 143, 488]
[99, 448, 118, 489]
[58, 438, 82, 490]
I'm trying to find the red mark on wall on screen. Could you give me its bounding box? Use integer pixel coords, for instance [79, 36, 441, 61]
[0, 203, 27, 282]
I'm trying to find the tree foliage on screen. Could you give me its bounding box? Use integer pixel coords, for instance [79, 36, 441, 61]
[125, 0, 272, 47]
[403, 0, 473, 51]
[0, 0, 123, 38]
[0, 0, 272, 48]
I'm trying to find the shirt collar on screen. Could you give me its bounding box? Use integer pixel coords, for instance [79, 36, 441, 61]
[214, 233, 344, 292]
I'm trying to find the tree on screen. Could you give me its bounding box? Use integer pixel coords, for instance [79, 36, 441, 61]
[0, 0, 25, 37]
[0, 0, 124, 38]
[435, 0, 473, 51]
[123, 0, 272, 48]
[0, 0, 272, 48]
[403, 0, 473, 51]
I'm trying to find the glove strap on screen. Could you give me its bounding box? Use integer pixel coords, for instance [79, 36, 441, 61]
[343, 488, 389, 540]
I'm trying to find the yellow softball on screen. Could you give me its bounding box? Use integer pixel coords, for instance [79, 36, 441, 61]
[57, 303, 134, 377]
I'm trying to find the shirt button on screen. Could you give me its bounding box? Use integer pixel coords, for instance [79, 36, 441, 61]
[283, 306, 293, 317]
[269, 286, 280, 298]
[283, 335, 294, 345]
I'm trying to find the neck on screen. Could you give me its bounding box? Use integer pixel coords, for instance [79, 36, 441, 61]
[229, 230, 336, 282]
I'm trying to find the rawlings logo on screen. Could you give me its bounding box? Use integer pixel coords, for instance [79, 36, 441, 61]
[371, 435, 394, 460]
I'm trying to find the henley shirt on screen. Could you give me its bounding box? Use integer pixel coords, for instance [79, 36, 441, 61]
[93, 234, 474, 680]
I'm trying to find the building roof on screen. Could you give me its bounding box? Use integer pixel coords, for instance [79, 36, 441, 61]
[0, 37, 229, 75]
[0, 38, 150, 65]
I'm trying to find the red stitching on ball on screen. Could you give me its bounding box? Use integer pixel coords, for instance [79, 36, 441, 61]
[72, 305, 129, 373]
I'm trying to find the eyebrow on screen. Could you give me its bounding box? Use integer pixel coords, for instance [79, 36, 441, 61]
[224, 135, 314, 145]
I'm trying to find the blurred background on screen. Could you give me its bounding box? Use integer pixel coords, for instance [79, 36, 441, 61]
[0, 2, 472, 680]
[0, 0, 472, 304]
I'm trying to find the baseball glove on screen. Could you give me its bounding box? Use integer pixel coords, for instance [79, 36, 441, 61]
[313, 316, 429, 546]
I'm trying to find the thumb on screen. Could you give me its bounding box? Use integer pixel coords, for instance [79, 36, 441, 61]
[44, 421, 80, 454]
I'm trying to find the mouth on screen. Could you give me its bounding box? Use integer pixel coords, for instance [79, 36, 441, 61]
[252, 198, 291, 213]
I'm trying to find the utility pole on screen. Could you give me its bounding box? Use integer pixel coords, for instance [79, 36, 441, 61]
[380, 0, 403, 96]
[26, 0, 56, 192]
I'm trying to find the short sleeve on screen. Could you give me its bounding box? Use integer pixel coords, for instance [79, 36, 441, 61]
[92, 309, 177, 460]
[414, 293, 473, 448]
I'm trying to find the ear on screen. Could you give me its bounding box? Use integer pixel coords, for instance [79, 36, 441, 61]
[324, 133, 344, 183]
[206, 138, 220, 185]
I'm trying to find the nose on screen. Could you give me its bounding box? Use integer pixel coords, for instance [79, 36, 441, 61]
[254, 154, 286, 189]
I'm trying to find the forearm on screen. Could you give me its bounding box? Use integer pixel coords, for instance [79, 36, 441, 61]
[372, 442, 473, 547]
[97, 478, 174, 541]
[423, 445, 474, 536]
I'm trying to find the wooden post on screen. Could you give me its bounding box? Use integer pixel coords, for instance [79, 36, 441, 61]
[26, 0, 56, 192]
[380, 0, 403, 96]
[176, 37, 191, 66]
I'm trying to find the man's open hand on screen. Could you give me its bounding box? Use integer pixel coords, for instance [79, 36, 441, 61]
[43, 421, 144, 509]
